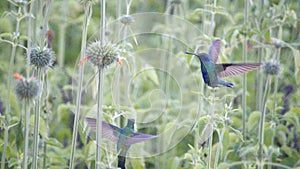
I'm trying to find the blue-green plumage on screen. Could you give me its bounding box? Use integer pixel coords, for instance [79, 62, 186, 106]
[86, 118, 157, 169]
[186, 40, 261, 88]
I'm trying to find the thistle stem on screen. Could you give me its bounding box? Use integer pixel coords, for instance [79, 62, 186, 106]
[258, 75, 271, 169]
[1, 5, 23, 169]
[42, 74, 50, 169]
[0, 126, 9, 169]
[209, 0, 217, 36]
[242, 0, 248, 141]
[32, 68, 43, 169]
[69, 2, 93, 168]
[256, 0, 265, 111]
[269, 34, 281, 169]
[22, 101, 30, 169]
[95, 0, 106, 168]
[242, 1, 249, 167]
[208, 89, 215, 169]
[58, 0, 68, 67]
[115, 0, 122, 127]
[96, 67, 104, 169]
[27, 0, 35, 78]
[39, 0, 53, 48]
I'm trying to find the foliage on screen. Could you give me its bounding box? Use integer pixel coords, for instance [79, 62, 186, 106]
[0, 0, 299, 169]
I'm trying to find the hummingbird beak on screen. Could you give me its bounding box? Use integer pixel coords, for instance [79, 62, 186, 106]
[185, 51, 200, 58]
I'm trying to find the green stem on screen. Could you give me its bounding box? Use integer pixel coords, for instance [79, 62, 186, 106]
[43, 139, 47, 169]
[58, 0, 68, 67]
[115, 0, 122, 117]
[0, 127, 9, 169]
[256, 0, 264, 111]
[42, 74, 50, 169]
[22, 101, 30, 169]
[95, 0, 106, 168]
[258, 75, 271, 169]
[32, 68, 43, 169]
[69, 2, 93, 169]
[208, 90, 215, 169]
[96, 67, 105, 169]
[1, 5, 23, 169]
[242, 0, 248, 141]
[58, 23, 67, 67]
[202, 0, 208, 34]
[209, 0, 217, 36]
[269, 33, 281, 168]
[39, 0, 53, 48]
[242, 0, 249, 167]
[27, 0, 35, 78]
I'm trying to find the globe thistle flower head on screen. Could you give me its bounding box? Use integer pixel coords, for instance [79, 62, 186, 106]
[30, 46, 55, 68]
[120, 15, 134, 25]
[85, 41, 120, 68]
[14, 73, 40, 101]
[263, 60, 281, 75]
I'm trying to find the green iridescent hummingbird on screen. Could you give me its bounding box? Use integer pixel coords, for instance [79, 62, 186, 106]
[186, 40, 261, 88]
[86, 118, 157, 169]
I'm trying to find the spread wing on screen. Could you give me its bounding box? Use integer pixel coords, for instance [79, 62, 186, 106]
[124, 133, 157, 145]
[85, 117, 121, 143]
[216, 63, 261, 78]
[208, 39, 221, 63]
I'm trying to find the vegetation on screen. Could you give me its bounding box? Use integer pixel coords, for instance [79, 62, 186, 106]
[0, 0, 299, 168]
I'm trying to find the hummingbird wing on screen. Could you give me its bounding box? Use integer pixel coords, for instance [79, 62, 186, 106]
[208, 39, 221, 63]
[124, 133, 157, 145]
[216, 63, 261, 78]
[86, 117, 121, 143]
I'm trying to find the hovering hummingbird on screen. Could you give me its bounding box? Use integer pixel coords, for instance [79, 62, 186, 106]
[186, 40, 261, 88]
[86, 118, 157, 169]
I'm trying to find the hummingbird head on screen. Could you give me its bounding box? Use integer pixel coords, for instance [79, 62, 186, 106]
[185, 52, 211, 62]
[127, 118, 135, 128]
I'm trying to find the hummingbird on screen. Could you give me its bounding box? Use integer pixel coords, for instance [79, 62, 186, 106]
[86, 118, 157, 169]
[186, 40, 261, 88]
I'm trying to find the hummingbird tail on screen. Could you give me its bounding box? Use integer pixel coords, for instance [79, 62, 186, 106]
[219, 80, 234, 88]
[118, 155, 126, 169]
[224, 82, 234, 88]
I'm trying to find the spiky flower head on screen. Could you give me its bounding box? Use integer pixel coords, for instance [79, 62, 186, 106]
[30, 46, 55, 68]
[85, 41, 120, 68]
[14, 73, 40, 101]
[120, 15, 134, 25]
[263, 60, 281, 75]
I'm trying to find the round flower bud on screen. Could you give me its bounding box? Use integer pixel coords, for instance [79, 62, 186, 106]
[14, 77, 40, 100]
[272, 39, 282, 48]
[30, 46, 55, 68]
[86, 41, 119, 68]
[120, 15, 134, 25]
[263, 60, 281, 75]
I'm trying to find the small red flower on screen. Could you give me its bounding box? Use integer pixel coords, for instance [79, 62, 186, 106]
[13, 73, 23, 81]
[117, 57, 122, 65]
[78, 56, 91, 66]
